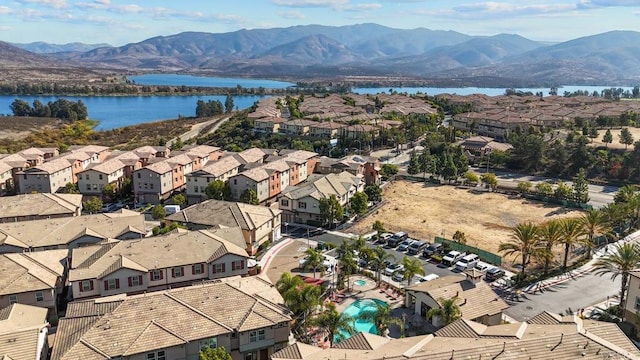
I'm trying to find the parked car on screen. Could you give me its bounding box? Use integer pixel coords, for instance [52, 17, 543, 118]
[100, 202, 123, 213]
[376, 233, 393, 245]
[408, 240, 428, 255]
[299, 255, 334, 269]
[392, 270, 405, 282]
[454, 254, 480, 272]
[386, 231, 408, 248]
[422, 243, 444, 257]
[485, 267, 506, 282]
[384, 263, 404, 276]
[442, 250, 466, 266]
[369, 259, 392, 271]
[474, 262, 490, 273]
[415, 273, 440, 283]
[397, 239, 415, 252]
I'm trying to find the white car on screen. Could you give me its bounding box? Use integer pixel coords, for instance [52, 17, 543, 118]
[474, 261, 490, 273]
[415, 273, 439, 283]
[442, 250, 465, 266]
[299, 255, 334, 269]
[397, 239, 415, 252]
[455, 254, 479, 271]
[384, 263, 404, 276]
[392, 271, 405, 282]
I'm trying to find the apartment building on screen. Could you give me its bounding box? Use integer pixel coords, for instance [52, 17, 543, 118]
[0, 210, 145, 254]
[17, 157, 73, 194]
[254, 116, 286, 134]
[278, 171, 364, 225]
[0, 250, 67, 314]
[228, 168, 270, 203]
[77, 158, 127, 196]
[133, 160, 175, 204]
[315, 155, 381, 185]
[185, 156, 242, 204]
[0, 193, 82, 223]
[69, 228, 249, 300]
[52, 276, 292, 360]
[165, 200, 282, 256]
[0, 304, 50, 360]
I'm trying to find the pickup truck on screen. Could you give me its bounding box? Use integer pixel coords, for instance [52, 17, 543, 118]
[442, 250, 466, 266]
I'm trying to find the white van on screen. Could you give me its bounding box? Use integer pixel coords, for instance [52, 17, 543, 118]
[163, 205, 180, 215]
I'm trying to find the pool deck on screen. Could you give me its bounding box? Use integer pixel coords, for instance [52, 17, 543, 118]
[332, 275, 405, 313]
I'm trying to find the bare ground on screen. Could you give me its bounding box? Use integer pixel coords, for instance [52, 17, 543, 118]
[591, 126, 640, 149]
[351, 181, 583, 258]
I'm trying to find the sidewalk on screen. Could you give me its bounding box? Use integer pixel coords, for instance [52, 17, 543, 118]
[522, 229, 640, 295]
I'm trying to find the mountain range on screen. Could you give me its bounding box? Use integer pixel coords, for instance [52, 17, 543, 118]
[2, 23, 640, 86]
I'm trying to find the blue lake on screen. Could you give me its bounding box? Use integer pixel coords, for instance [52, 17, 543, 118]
[0, 74, 634, 131]
[0, 95, 266, 131]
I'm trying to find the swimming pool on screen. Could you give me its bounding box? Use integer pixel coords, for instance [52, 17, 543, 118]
[335, 298, 388, 343]
[353, 279, 366, 286]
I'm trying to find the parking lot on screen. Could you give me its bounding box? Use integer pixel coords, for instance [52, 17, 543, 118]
[306, 231, 511, 288]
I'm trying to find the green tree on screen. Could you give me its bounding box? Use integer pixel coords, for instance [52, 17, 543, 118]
[516, 181, 532, 194]
[603, 129, 613, 148]
[452, 230, 466, 244]
[205, 180, 232, 200]
[224, 94, 234, 113]
[199, 347, 232, 360]
[309, 303, 354, 346]
[338, 250, 358, 291]
[462, 171, 479, 186]
[364, 184, 382, 203]
[614, 185, 637, 204]
[319, 194, 343, 228]
[380, 164, 398, 178]
[372, 220, 385, 235]
[171, 194, 186, 206]
[357, 302, 403, 337]
[151, 204, 166, 220]
[407, 151, 420, 175]
[554, 181, 572, 200]
[239, 188, 259, 205]
[276, 272, 321, 318]
[62, 182, 79, 194]
[350, 192, 368, 215]
[480, 173, 498, 190]
[580, 209, 612, 258]
[171, 137, 184, 151]
[426, 297, 461, 327]
[572, 168, 590, 203]
[302, 247, 325, 278]
[620, 128, 634, 149]
[401, 256, 425, 286]
[538, 220, 563, 274]
[592, 243, 640, 319]
[560, 218, 586, 269]
[101, 183, 116, 201]
[535, 182, 554, 196]
[440, 153, 458, 182]
[119, 178, 132, 199]
[83, 196, 102, 214]
[10, 99, 32, 116]
[499, 222, 543, 276]
[369, 247, 395, 285]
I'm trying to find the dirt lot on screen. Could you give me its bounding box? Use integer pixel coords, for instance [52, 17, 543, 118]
[351, 181, 583, 259]
[591, 126, 640, 149]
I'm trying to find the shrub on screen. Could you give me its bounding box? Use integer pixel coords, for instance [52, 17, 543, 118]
[430, 255, 442, 263]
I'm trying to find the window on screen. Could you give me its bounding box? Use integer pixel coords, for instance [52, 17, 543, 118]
[249, 329, 266, 342]
[146, 351, 166, 360]
[192, 263, 204, 275]
[128, 275, 143, 287]
[212, 263, 225, 274]
[137, 173, 141, 178]
[86, 184, 91, 190]
[199, 337, 218, 350]
[104, 278, 120, 290]
[172, 267, 183, 278]
[298, 202, 307, 209]
[86, 174, 90, 180]
[9, 295, 17, 304]
[194, 187, 198, 193]
[244, 352, 256, 360]
[80, 280, 93, 292]
[99, 174, 103, 180]
[150, 183, 154, 189]
[35, 291, 44, 302]
[232, 260, 245, 271]
[636, 297, 640, 310]
[151, 269, 163, 281]
[280, 199, 289, 207]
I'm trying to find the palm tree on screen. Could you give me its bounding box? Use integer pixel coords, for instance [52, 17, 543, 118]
[276, 272, 320, 318]
[309, 303, 354, 346]
[592, 243, 640, 320]
[580, 209, 612, 258]
[369, 247, 395, 285]
[601, 203, 627, 236]
[276, 272, 304, 304]
[339, 250, 358, 292]
[538, 220, 563, 274]
[498, 222, 542, 276]
[357, 302, 403, 337]
[303, 247, 325, 278]
[560, 218, 586, 269]
[402, 256, 425, 286]
[426, 297, 461, 327]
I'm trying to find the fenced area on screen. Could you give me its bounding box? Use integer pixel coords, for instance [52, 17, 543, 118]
[434, 236, 502, 266]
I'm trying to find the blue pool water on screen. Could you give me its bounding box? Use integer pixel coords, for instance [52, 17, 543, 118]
[353, 280, 366, 286]
[336, 298, 387, 343]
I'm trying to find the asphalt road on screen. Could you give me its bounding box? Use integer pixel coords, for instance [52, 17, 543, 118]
[503, 272, 620, 321]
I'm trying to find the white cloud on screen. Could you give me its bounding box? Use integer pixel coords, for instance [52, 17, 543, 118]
[425, 2, 578, 19]
[339, 3, 382, 11]
[272, 0, 350, 8]
[279, 10, 306, 19]
[0, 6, 12, 15]
[16, 0, 68, 9]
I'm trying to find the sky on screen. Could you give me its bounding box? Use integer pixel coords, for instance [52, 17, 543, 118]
[0, 0, 639, 45]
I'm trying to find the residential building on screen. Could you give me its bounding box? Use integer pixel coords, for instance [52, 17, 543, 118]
[278, 171, 364, 225]
[315, 155, 381, 185]
[0, 250, 67, 314]
[69, 228, 249, 300]
[254, 116, 286, 134]
[272, 311, 640, 360]
[133, 160, 174, 204]
[229, 168, 270, 203]
[622, 269, 640, 323]
[165, 200, 282, 255]
[404, 275, 509, 326]
[185, 156, 242, 204]
[308, 121, 345, 139]
[77, 158, 127, 196]
[0, 161, 13, 195]
[0, 209, 145, 254]
[0, 193, 82, 223]
[0, 304, 50, 360]
[52, 276, 292, 360]
[280, 119, 315, 136]
[17, 157, 73, 194]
